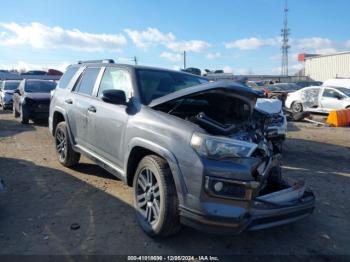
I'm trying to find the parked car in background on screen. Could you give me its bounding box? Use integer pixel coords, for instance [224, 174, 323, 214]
[247, 81, 266, 90]
[49, 60, 314, 237]
[294, 80, 322, 88]
[182, 67, 201, 76]
[20, 70, 47, 76]
[13, 79, 56, 124]
[264, 83, 301, 102]
[0, 80, 20, 110]
[285, 86, 350, 113]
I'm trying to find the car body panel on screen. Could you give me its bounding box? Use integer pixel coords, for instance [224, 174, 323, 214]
[49, 62, 315, 234]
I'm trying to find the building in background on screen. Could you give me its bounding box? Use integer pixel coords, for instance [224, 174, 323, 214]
[299, 51, 350, 81]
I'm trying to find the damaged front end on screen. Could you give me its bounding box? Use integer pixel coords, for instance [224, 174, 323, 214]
[151, 81, 315, 232]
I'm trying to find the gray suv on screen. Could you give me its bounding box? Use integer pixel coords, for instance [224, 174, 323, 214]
[49, 60, 315, 237]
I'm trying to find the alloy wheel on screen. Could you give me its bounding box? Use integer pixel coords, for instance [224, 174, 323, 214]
[56, 128, 67, 162]
[136, 168, 161, 225]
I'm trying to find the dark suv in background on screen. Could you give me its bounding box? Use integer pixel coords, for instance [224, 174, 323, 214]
[49, 59, 315, 237]
[13, 79, 56, 124]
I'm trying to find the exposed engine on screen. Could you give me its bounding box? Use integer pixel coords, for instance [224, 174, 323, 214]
[153, 90, 283, 188]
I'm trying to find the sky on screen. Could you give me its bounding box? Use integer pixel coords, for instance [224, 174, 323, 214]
[0, 0, 350, 74]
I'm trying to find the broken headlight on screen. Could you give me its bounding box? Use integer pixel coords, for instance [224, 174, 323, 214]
[190, 132, 258, 159]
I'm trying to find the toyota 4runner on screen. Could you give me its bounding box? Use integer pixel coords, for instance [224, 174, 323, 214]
[49, 59, 315, 237]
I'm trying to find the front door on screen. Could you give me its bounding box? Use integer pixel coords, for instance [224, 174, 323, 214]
[87, 67, 133, 168]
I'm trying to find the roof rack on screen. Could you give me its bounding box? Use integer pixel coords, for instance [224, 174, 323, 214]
[77, 59, 115, 64]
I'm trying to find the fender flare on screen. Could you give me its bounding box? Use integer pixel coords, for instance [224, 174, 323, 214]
[125, 137, 188, 204]
[51, 107, 76, 146]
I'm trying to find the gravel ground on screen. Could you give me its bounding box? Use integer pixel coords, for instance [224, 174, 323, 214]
[0, 110, 350, 258]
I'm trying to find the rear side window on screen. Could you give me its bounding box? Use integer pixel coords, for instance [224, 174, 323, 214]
[58, 67, 79, 89]
[75, 68, 100, 95]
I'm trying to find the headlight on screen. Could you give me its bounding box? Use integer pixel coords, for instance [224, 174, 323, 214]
[190, 132, 257, 159]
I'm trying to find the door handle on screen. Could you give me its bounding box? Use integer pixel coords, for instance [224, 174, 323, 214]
[65, 98, 73, 104]
[88, 105, 96, 113]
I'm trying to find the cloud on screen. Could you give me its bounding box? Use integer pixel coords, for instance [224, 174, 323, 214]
[225, 37, 279, 50]
[206, 52, 221, 59]
[296, 37, 334, 50]
[124, 27, 175, 49]
[166, 40, 210, 53]
[160, 51, 182, 62]
[0, 22, 127, 52]
[0, 61, 71, 72]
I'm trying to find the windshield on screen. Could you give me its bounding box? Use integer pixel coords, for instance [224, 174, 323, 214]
[335, 87, 350, 97]
[4, 81, 20, 90]
[136, 69, 208, 104]
[24, 81, 57, 93]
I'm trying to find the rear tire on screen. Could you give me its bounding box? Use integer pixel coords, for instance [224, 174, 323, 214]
[133, 155, 181, 237]
[55, 121, 80, 167]
[291, 102, 303, 113]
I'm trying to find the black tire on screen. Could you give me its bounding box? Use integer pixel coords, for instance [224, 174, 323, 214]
[55, 121, 80, 167]
[133, 155, 180, 237]
[13, 104, 19, 118]
[20, 107, 29, 124]
[291, 102, 303, 113]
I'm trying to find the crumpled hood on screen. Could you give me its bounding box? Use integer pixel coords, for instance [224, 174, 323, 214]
[149, 80, 263, 108]
[25, 92, 51, 102]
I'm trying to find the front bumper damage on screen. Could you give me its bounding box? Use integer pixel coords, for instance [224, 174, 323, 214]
[180, 179, 315, 234]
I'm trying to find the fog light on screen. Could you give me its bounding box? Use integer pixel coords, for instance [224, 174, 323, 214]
[214, 181, 224, 192]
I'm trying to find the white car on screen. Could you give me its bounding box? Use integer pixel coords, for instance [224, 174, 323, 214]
[285, 86, 350, 113]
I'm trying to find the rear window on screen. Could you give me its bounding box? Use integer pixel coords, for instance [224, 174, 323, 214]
[24, 81, 57, 93]
[58, 67, 79, 89]
[4, 82, 20, 90]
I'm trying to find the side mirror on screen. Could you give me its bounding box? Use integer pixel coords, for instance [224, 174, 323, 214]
[101, 89, 127, 105]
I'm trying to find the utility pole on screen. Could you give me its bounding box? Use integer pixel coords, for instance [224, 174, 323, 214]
[133, 56, 138, 65]
[183, 51, 186, 69]
[281, 0, 290, 76]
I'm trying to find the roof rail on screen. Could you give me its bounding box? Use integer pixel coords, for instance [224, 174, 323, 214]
[77, 59, 115, 64]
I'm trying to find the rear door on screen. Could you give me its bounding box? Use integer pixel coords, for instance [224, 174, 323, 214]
[66, 67, 101, 148]
[320, 88, 344, 111]
[86, 67, 133, 168]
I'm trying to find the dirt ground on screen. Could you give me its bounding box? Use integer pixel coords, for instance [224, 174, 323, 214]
[0, 110, 350, 258]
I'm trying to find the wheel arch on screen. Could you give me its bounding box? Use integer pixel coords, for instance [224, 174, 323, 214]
[51, 109, 76, 146]
[125, 138, 187, 204]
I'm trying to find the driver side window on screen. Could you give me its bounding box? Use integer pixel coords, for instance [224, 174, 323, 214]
[97, 68, 132, 100]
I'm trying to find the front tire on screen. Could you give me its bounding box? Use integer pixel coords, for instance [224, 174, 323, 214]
[133, 155, 180, 237]
[55, 122, 80, 167]
[13, 104, 19, 117]
[20, 106, 29, 124]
